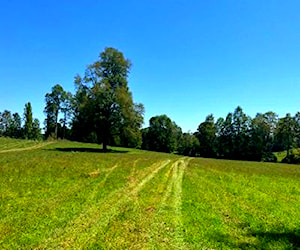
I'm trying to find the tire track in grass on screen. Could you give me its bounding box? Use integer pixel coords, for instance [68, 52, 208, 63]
[0, 141, 53, 153]
[46, 164, 120, 213]
[37, 159, 170, 249]
[0, 139, 39, 150]
[74, 159, 171, 249]
[17, 164, 120, 223]
[150, 158, 190, 249]
[202, 167, 299, 225]
[1, 163, 122, 247]
[207, 166, 300, 203]
[86, 164, 119, 200]
[193, 170, 297, 245]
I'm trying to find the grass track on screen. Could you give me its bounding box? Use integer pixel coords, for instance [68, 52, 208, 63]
[0, 138, 49, 152]
[0, 138, 300, 249]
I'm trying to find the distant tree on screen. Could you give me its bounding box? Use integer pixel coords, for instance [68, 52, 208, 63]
[216, 113, 234, 158]
[196, 114, 216, 158]
[44, 84, 66, 138]
[10, 113, 22, 138]
[249, 112, 277, 161]
[32, 118, 41, 140]
[177, 132, 200, 156]
[118, 102, 145, 148]
[0, 110, 12, 137]
[24, 102, 33, 139]
[214, 117, 224, 157]
[0, 111, 23, 138]
[232, 106, 251, 159]
[0, 112, 3, 136]
[72, 47, 144, 150]
[294, 112, 300, 148]
[60, 91, 73, 139]
[276, 113, 296, 159]
[142, 115, 182, 153]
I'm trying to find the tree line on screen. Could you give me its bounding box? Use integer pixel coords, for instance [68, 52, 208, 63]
[0, 102, 41, 140]
[142, 108, 300, 163]
[1, 47, 300, 163]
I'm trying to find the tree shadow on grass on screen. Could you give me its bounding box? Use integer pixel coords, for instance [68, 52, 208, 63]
[238, 229, 300, 249]
[46, 147, 129, 154]
[210, 228, 300, 249]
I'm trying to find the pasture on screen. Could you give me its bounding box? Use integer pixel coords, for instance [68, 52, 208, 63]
[0, 138, 299, 249]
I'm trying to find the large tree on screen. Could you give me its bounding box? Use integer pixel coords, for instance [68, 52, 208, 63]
[72, 47, 144, 151]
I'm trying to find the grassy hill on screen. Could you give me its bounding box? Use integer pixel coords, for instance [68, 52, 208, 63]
[0, 138, 299, 249]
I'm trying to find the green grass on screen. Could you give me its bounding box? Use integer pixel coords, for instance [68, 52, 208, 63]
[0, 137, 299, 249]
[0, 137, 44, 151]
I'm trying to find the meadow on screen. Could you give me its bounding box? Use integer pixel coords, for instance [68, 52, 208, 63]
[0, 138, 299, 249]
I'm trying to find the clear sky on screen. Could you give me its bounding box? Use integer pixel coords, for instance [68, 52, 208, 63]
[1, 0, 300, 132]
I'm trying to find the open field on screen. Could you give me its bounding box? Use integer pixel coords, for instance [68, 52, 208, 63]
[0, 138, 300, 249]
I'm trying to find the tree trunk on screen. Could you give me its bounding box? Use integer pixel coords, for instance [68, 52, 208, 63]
[287, 142, 290, 160]
[102, 131, 109, 152]
[102, 141, 108, 152]
[102, 120, 110, 152]
[102, 129, 109, 152]
[55, 110, 59, 139]
[62, 113, 66, 139]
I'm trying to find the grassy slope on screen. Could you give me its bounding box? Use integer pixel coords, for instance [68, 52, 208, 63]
[0, 137, 46, 151]
[0, 138, 299, 249]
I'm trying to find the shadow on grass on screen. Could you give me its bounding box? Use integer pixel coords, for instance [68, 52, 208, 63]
[253, 230, 299, 248]
[238, 229, 300, 249]
[211, 228, 300, 249]
[46, 147, 129, 154]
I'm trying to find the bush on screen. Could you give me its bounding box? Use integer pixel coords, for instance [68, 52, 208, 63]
[281, 153, 300, 164]
[261, 152, 277, 163]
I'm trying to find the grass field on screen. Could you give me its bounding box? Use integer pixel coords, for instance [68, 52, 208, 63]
[0, 138, 300, 249]
[0, 138, 47, 152]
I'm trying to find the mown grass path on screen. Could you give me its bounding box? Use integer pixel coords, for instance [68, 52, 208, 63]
[36, 158, 194, 249]
[0, 141, 53, 153]
[1, 138, 300, 249]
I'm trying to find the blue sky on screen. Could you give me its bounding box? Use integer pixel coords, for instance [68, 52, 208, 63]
[1, 0, 300, 132]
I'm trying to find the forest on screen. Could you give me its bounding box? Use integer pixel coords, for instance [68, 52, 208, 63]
[1, 47, 300, 163]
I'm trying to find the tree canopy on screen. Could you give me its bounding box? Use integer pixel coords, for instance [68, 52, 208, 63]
[72, 47, 144, 150]
[142, 115, 182, 153]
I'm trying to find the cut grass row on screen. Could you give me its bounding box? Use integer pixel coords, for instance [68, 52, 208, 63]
[0, 138, 299, 249]
[182, 158, 300, 249]
[0, 137, 44, 151]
